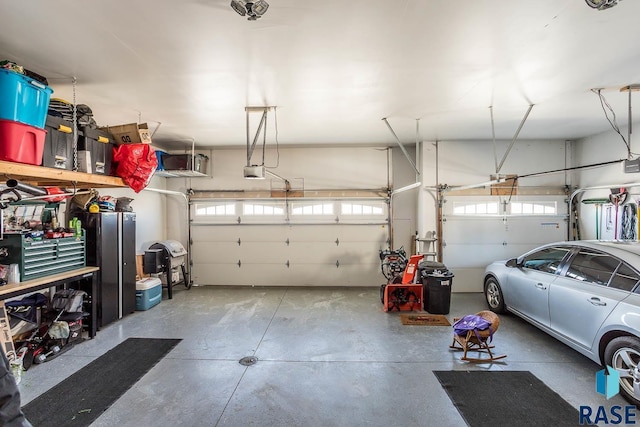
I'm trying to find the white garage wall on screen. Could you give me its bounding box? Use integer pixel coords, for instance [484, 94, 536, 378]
[166, 146, 390, 192]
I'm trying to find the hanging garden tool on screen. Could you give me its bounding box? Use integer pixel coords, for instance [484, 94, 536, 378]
[610, 188, 628, 239]
[582, 198, 609, 240]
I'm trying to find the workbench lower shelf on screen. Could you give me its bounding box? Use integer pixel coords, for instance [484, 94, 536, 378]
[0, 266, 99, 339]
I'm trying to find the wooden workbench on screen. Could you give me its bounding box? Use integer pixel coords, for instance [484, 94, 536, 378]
[0, 266, 99, 338]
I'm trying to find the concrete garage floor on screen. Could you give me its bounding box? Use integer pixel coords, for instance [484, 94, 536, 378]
[17, 286, 627, 426]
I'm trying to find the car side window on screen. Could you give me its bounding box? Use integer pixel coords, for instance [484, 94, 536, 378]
[564, 249, 618, 286]
[610, 263, 640, 292]
[521, 247, 570, 274]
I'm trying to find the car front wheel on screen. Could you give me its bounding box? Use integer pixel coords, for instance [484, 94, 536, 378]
[484, 277, 506, 314]
[604, 336, 640, 407]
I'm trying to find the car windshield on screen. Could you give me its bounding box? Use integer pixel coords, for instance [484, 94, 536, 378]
[521, 246, 571, 274]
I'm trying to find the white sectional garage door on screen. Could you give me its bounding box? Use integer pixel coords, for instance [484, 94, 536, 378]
[442, 195, 568, 292]
[190, 199, 389, 287]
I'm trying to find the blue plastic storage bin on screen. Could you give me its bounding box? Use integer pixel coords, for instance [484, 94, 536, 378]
[155, 150, 167, 170]
[0, 68, 53, 129]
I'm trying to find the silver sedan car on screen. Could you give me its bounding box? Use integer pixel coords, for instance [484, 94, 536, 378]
[484, 240, 640, 406]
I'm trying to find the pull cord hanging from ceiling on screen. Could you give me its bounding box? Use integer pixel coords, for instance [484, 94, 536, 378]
[590, 88, 637, 159]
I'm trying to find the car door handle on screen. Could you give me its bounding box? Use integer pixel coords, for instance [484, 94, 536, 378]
[535, 283, 547, 290]
[589, 297, 607, 306]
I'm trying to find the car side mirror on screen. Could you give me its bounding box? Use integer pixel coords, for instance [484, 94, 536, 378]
[506, 258, 520, 268]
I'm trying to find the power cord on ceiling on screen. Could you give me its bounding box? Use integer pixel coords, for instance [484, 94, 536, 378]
[591, 88, 634, 158]
[518, 158, 626, 179]
[505, 177, 518, 205]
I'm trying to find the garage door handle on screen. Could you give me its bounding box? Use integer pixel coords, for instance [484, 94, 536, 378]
[589, 297, 607, 306]
[535, 283, 547, 290]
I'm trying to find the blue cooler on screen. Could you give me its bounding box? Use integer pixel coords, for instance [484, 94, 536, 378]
[0, 68, 53, 129]
[135, 277, 162, 311]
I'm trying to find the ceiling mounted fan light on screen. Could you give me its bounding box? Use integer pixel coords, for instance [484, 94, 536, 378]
[251, 0, 269, 16]
[230, 0, 247, 16]
[585, 0, 619, 10]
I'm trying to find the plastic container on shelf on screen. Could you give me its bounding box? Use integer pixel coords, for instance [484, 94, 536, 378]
[162, 153, 208, 173]
[78, 126, 114, 175]
[0, 68, 53, 128]
[0, 119, 46, 165]
[42, 115, 74, 170]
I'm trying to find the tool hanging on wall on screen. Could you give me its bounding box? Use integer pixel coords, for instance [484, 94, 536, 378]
[610, 188, 628, 239]
[621, 202, 637, 240]
[582, 198, 609, 240]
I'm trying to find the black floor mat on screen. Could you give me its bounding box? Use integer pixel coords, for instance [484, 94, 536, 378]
[22, 337, 181, 427]
[434, 370, 579, 427]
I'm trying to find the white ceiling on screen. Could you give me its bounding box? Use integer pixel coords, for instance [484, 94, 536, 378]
[2, 0, 640, 150]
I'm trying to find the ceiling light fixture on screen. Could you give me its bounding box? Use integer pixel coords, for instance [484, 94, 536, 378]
[230, 0, 269, 20]
[585, 0, 620, 10]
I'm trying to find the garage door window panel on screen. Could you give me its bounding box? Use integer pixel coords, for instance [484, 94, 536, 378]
[510, 201, 557, 215]
[453, 202, 500, 215]
[289, 200, 387, 224]
[242, 202, 287, 223]
[194, 202, 238, 223]
[195, 203, 236, 216]
[451, 201, 557, 216]
[341, 202, 385, 216]
[243, 202, 285, 216]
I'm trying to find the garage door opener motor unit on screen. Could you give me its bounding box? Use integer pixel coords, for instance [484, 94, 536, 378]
[144, 240, 192, 299]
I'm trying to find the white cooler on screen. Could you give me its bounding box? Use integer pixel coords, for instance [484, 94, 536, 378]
[135, 277, 162, 311]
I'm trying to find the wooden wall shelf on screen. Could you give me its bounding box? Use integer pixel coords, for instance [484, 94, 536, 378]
[0, 160, 126, 189]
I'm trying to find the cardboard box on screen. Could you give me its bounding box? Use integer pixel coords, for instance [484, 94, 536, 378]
[100, 122, 152, 145]
[136, 254, 150, 280]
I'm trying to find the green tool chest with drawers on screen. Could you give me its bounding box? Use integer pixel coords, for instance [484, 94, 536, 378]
[0, 233, 86, 281]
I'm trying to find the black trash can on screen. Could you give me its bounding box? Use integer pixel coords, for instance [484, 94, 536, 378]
[418, 260, 446, 311]
[419, 261, 454, 314]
